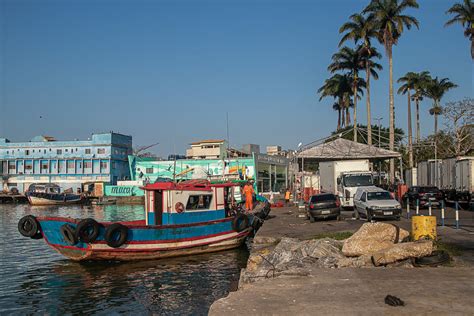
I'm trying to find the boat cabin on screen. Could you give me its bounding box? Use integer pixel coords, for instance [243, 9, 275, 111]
[28, 183, 61, 194]
[142, 180, 241, 226]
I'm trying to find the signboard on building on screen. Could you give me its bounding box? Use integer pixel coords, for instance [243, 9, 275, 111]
[104, 185, 144, 197]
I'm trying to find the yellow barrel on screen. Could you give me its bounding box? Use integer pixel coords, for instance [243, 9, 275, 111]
[411, 215, 437, 240]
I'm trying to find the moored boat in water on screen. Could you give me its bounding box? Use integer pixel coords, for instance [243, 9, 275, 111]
[18, 180, 269, 261]
[25, 183, 84, 206]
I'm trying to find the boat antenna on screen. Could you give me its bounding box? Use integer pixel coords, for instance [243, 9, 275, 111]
[173, 141, 177, 183]
[226, 112, 230, 151]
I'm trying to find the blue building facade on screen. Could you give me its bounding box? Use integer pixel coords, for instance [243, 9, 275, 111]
[0, 132, 132, 193]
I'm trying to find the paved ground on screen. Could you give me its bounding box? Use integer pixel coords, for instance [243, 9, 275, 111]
[209, 205, 474, 315]
[209, 267, 474, 315]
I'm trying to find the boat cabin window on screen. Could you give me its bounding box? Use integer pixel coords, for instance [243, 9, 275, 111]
[186, 194, 212, 210]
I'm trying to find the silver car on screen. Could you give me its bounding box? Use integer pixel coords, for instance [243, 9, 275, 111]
[353, 187, 402, 221]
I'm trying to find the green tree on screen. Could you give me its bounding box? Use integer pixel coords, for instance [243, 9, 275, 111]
[339, 13, 382, 145]
[445, 0, 474, 59]
[424, 77, 458, 136]
[364, 0, 420, 183]
[328, 46, 367, 142]
[318, 74, 355, 129]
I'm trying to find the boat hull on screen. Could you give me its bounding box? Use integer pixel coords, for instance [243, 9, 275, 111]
[37, 216, 251, 261]
[27, 193, 83, 206]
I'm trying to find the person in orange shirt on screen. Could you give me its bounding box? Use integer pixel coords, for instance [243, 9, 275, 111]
[243, 181, 254, 211]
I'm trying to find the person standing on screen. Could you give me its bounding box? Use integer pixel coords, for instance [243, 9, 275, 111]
[285, 188, 291, 206]
[243, 181, 254, 211]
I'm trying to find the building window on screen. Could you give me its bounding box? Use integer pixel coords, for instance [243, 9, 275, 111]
[186, 195, 212, 210]
[44, 149, 46, 154]
[32, 150, 35, 153]
[67, 161, 75, 168]
[6, 151, 8, 154]
[25, 150, 30, 155]
[65, 149, 68, 152]
[49, 149, 52, 151]
[8, 162, 15, 170]
[146, 167, 153, 174]
[84, 161, 92, 168]
[85, 148, 91, 154]
[57, 149, 62, 154]
[25, 163, 32, 170]
[41, 163, 49, 170]
[100, 161, 108, 169]
[98, 148, 105, 154]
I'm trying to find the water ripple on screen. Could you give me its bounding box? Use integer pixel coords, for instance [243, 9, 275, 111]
[0, 204, 248, 315]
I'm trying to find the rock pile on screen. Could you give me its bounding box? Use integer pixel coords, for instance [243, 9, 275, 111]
[240, 222, 434, 286]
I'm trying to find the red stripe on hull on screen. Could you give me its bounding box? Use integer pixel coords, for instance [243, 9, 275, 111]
[46, 230, 250, 261]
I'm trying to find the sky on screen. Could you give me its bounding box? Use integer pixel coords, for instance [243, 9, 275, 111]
[0, 0, 472, 157]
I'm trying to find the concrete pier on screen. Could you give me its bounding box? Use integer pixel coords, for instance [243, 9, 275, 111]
[209, 206, 474, 315]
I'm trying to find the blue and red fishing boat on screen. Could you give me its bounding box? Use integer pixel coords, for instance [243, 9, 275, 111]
[18, 180, 269, 261]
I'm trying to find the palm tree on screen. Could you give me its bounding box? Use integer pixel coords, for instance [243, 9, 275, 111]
[410, 71, 431, 143]
[445, 0, 474, 59]
[397, 72, 418, 168]
[364, 0, 420, 183]
[424, 77, 458, 137]
[332, 102, 342, 130]
[318, 74, 359, 129]
[339, 13, 382, 145]
[328, 46, 366, 142]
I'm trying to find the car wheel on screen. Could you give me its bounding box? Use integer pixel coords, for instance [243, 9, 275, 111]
[354, 207, 360, 220]
[396, 216, 401, 221]
[309, 215, 315, 223]
[366, 209, 372, 222]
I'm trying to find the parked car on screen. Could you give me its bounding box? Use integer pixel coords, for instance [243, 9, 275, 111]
[306, 193, 341, 222]
[403, 186, 443, 208]
[354, 187, 402, 221]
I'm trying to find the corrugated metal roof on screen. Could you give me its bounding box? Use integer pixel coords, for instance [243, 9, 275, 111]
[297, 138, 401, 160]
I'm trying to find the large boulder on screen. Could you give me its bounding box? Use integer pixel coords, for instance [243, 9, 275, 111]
[342, 222, 409, 257]
[371, 240, 433, 266]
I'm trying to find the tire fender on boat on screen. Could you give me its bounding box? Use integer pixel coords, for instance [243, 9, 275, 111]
[60, 224, 78, 245]
[18, 215, 41, 238]
[76, 218, 101, 243]
[232, 214, 249, 232]
[104, 223, 128, 248]
[175, 202, 185, 213]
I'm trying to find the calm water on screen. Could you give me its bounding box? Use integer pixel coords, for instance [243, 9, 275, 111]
[0, 203, 248, 315]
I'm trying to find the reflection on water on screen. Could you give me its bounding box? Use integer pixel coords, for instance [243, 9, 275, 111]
[0, 204, 248, 315]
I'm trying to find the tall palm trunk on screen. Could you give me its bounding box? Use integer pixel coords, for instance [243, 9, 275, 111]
[366, 65, 372, 145]
[346, 107, 351, 126]
[353, 73, 358, 142]
[337, 109, 341, 130]
[415, 97, 420, 143]
[407, 91, 413, 168]
[434, 105, 439, 136]
[388, 47, 395, 183]
[341, 107, 346, 127]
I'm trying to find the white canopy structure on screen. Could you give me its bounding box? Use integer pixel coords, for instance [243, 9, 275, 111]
[297, 138, 401, 160]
